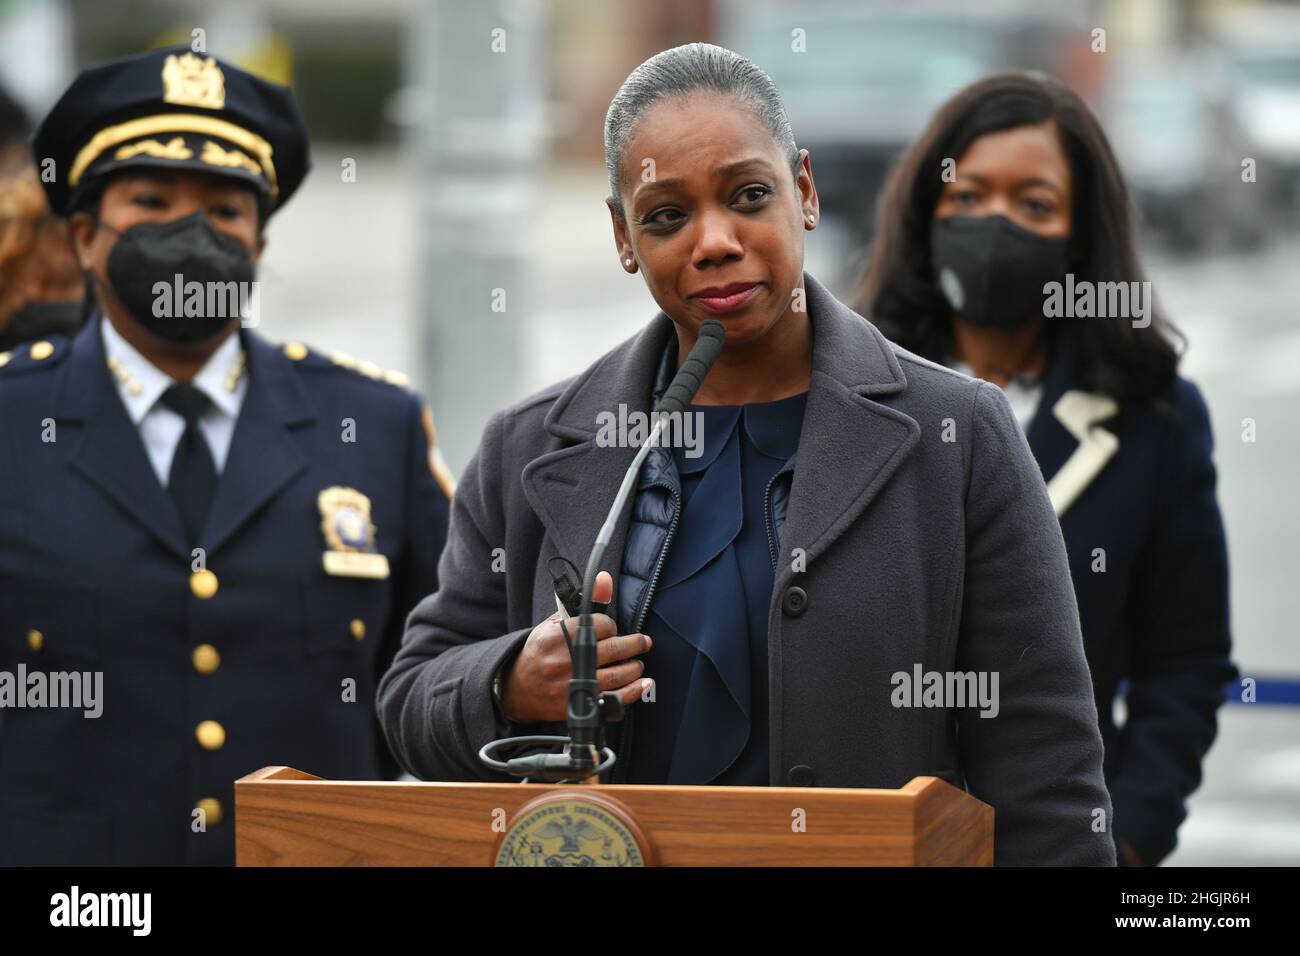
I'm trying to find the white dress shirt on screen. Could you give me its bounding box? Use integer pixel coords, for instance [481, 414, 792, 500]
[100, 318, 248, 487]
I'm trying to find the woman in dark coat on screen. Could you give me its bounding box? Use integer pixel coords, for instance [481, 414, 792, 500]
[379, 45, 1116, 865]
[856, 72, 1237, 866]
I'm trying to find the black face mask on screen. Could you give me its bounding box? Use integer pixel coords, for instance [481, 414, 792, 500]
[0, 300, 84, 351]
[929, 214, 1068, 329]
[99, 212, 255, 343]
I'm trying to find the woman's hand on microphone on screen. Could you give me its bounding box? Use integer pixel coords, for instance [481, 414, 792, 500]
[499, 570, 653, 724]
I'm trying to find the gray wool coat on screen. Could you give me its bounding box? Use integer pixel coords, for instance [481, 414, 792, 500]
[378, 273, 1117, 866]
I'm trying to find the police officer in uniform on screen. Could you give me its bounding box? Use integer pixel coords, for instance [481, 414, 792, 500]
[0, 46, 451, 865]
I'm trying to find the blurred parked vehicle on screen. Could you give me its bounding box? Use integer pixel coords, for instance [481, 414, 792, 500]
[1223, 46, 1300, 213]
[1103, 52, 1271, 254]
[1212, 6, 1300, 214]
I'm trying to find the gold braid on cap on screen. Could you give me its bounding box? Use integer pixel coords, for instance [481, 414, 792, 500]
[68, 113, 278, 199]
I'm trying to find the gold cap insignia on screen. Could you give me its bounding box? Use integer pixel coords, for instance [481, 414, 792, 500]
[162, 52, 226, 110]
[318, 486, 390, 579]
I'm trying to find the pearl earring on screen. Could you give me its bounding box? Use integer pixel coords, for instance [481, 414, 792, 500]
[807, 213, 815, 223]
[625, 258, 633, 266]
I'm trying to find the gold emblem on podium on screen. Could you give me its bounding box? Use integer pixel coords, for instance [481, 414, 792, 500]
[318, 486, 390, 579]
[494, 791, 652, 867]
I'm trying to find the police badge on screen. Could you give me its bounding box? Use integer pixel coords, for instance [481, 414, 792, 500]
[318, 487, 390, 579]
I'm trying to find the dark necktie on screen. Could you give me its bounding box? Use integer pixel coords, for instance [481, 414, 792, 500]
[160, 382, 216, 542]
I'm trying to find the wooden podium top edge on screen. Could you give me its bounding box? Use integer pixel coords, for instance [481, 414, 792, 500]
[236, 767, 948, 799]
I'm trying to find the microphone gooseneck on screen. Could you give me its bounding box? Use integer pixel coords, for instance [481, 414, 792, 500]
[480, 319, 727, 781]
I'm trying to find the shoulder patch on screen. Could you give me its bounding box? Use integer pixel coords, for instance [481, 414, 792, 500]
[422, 405, 457, 498]
[0, 337, 71, 376]
[281, 341, 413, 390]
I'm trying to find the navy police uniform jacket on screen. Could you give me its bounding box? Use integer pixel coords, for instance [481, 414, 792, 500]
[0, 318, 450, 865]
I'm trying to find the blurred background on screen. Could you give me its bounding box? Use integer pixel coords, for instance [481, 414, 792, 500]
[1, 0, 1297, 864]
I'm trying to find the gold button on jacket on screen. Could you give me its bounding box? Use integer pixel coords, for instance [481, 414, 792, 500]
[189, 569, 219, 600]
[192, 644, 221, 674]
[195, 720, 226, 751]
[195, 797, 223, 827]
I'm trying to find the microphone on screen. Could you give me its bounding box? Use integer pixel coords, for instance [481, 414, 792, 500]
[655, 319, 726, 415]
[479, 319, 726, 781]
[566, 320, 726, 771]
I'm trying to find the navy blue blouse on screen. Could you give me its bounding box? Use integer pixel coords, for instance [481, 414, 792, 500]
[627, 391, 808, 785]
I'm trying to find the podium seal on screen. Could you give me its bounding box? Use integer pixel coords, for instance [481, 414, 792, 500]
[494, 790, 653, 867]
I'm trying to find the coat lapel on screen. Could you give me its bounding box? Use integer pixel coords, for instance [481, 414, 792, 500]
[201, 330, 314, 554]
[1044, 391, 1119, 516]
[774, 275, 918, 588]
[1025, 338, 1120, 517]
[57, 322, 316, 559]
[520, 320, 667, 588]
[521, 273, 920, 594]
[58, 318, 190, 560]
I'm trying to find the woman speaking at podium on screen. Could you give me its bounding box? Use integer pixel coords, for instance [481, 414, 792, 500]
[378, 43, 1116, 865]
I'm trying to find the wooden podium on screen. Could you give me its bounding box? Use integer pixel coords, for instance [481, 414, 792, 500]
[236, 767, 992, 866]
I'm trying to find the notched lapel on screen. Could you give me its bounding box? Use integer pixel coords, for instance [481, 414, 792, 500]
[200, 333, 313, 554]
[521, 317, 675, 591]
[522, 437, 641, 589]
[774, 274, 920, 583]
[1046, 390, 1119, 516]
[69, 400, 191, 560]
[200, 397, 307, 554]
[777, 374, 920, 585]
[60, 320, 190, 559]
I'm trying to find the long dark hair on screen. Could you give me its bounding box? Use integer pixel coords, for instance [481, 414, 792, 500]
[856, 71, 1182, 406]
